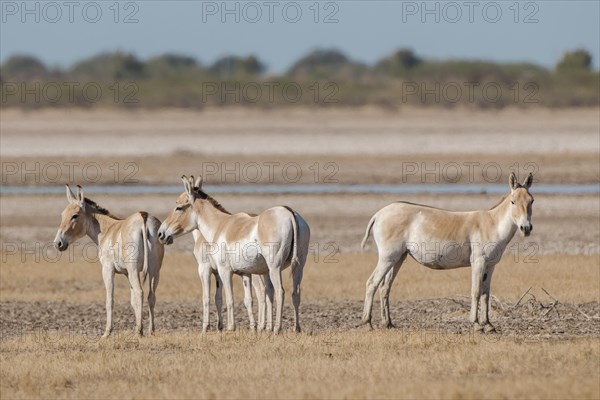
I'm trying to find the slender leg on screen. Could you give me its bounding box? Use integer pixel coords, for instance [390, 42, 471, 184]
[149, 248, 164, 335]
[219, 266, 235, 331]
[242, 274, 257, 331]
[379, 254, 406, 328]
[291, 266, 304, 333]
[198, 263, 212, 333]
[293, 217, 310, 333]
[470, 258, 486, 331]
[147, 267, 159, 334]
[128, 270, 144, 336]
[264, 274, 274, 332]
[269, 268, 285, 334]
[252, 275, 266, 331]
[480, 264, 497, 332]
[101, 265, 115, 338]
[214, 271, 223, 331]
[362, 254, 399, 328]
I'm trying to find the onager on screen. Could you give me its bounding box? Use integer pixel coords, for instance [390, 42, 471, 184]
[361, 172, 534, 332]
[158, 175, 310, 333]
[54, 185, 164, 337]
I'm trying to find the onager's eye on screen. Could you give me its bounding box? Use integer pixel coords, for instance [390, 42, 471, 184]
[511, 201, 515, 205]
[175, 206, 183, 211]
[71, 214, 79, 221]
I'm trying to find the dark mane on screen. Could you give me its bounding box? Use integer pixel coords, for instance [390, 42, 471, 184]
[196, 190, 231, 215]
[84, 198, 122, 219]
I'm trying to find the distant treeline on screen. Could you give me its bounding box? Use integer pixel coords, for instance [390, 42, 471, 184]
[1, 48, 598, 109]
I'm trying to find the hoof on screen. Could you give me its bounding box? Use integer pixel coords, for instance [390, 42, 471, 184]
[383, 321, 396, 329]
[484, 324, 497, 334]
[473, 323, 485, 333]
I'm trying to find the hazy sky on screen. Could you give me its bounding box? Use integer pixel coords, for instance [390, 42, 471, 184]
[1, 0, 599, 71]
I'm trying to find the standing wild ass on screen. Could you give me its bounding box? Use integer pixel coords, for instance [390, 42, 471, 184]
[54, 185, 164, 337]
[361, 172, 534, 332]
[158, 175, 310, 333]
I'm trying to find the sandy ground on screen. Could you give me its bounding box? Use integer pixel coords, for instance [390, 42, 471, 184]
[2, 299, 598, 341]
[2, 250, 599, 339]
[2, 108, 598, 185]
[2, 152, 599, 185]
[1, 108, 599, 157]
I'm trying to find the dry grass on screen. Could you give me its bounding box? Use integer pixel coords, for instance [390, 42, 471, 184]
[1, 330, 598, 399]
[1, 253, 598, 304]
[2, 251, 598, 399]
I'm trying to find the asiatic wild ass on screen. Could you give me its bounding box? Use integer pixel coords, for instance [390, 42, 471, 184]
[158, 175, 310, 333]
[361, 173, 534, 332]
[54, 185, 164, 337]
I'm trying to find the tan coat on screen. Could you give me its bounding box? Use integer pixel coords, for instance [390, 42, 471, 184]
[361, 173, 534, 332]
[54, 185, 164, 337]
[159, 175, 310, 334]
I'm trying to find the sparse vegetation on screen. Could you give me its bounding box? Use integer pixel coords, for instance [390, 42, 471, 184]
[1, 48, 597, 109]
[0, 55, 48, 81]
[1, 330, 599, 399]
[1, 252, 599, 399]
[557, 49, 593, 73]
[209, 55, 266, 78]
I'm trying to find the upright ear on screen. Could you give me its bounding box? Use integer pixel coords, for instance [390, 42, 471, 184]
[193, 175, 203, 192]
[76, 185, 85, 207]
[522, 173, 533, 189]
[65, 184, 76, 203]
[181, 175, 192, 194]
[509, 172, 519, 190]
[181, 175, 195, 203]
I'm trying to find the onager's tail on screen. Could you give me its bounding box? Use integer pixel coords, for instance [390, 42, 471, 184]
[361, 215, 376, 250]
[140, 212, 150, 284]
[283, 206, 300, 273]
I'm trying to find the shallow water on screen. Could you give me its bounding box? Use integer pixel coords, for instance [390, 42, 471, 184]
[1, 183, 598, 196]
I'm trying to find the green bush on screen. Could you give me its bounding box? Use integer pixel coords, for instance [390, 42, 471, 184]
[71, 52, 146, 80]
[209, 55, 266, 78]
[1, 55, 48, 81]
[1, 48, 597, 109]
[556, 49, 592, 73]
